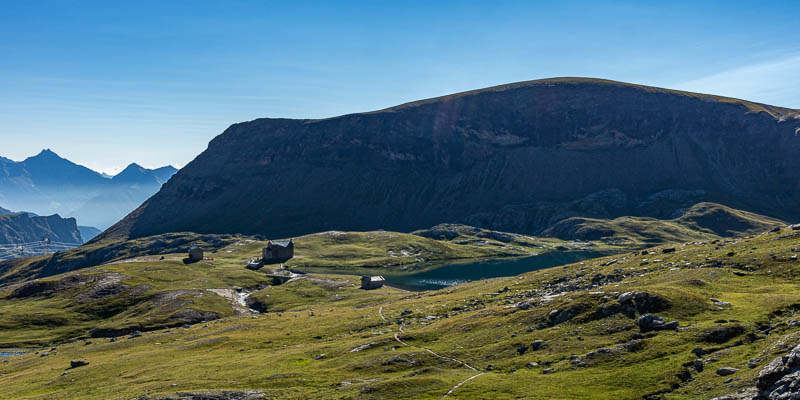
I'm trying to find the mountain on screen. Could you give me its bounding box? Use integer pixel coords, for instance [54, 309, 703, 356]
[0, 212, 82, 246]
[0, 206, 10, 215]
[112, 163, 176, 186]
[0, 151, 177, 229]
[107, 78, 800, 241]
[77, 226, 101, 243]
[150, 165, 179, 184]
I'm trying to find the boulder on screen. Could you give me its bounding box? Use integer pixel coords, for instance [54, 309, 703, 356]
[702, 324, 746, 343]
[70, 360, 89, 368]
[716, 367, 738, 376]
[636, 314, 679, 333]
[693, 359, 704, 372]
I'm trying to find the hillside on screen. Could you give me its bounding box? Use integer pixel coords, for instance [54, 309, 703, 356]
[0, 150, 177, 229]
[3, 222, 800, 398]
[104, 78, 800, 241]
[542, 202, 784, 245]
[0, 202, 781, 287]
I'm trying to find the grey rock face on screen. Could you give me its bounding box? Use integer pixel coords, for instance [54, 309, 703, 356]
[757, 344, 800, 398]
[636, 314, 679, 333]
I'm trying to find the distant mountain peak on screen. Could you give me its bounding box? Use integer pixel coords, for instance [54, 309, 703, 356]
[118, 163, 146, 173]
[112, 163, 177, 186]
[1, 150, 178, 229]
[34, 149, 61, 158]
[27, 148, 62, 161]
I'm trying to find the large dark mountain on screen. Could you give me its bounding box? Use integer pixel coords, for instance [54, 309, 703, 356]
[106, 78, 800, 240]
[0, 150, 177, 229]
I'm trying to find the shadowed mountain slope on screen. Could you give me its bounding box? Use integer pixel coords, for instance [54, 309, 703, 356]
[105, 78, 800, 240]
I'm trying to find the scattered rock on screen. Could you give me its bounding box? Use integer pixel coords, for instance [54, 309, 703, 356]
[136, 390, 265, 399]
[69, 360, 89, 368]
[129, 331, 143, 339]
[756, 343, 800, 398]
[716, 367, 738, 376]
[313, 354, 325, 360]
[383, 357, 414, 366]
[541, 368, 554, 374]
[636, 314, 679, 333]
[350, 340, 390, 353]
[662, 247, 676, 254]
[693, 359, 704, 372]
[711, 298, 732, 307]
[530, 340, 546, 351]
[702, 325, 746, 344]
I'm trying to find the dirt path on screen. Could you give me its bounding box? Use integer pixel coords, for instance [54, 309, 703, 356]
[440, 372, 486, 399]
[378, 306, 387, 322]
[383, 309, 484, 398]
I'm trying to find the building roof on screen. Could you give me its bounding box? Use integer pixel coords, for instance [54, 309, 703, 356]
[189, 246, 202, 251]
[362, 275, 385, 282]
[269, 239, 293, 248]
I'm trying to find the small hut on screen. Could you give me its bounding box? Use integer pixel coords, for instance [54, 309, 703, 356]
[361, 276, 385, 290]
[188, 246, 204, 262]
[263, 239, 294, 263]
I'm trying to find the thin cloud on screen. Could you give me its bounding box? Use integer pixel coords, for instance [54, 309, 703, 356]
[673, 54, 800, 108]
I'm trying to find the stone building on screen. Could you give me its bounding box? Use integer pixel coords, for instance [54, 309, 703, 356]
[188, 246, 204, 262]
[262, 239, 294, 263]
[361, 276, 385, 290]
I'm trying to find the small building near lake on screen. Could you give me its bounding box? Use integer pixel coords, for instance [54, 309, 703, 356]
[361, 275, 385, 290]
[262, 239, 294, 263]
[188, 246, 204, 262]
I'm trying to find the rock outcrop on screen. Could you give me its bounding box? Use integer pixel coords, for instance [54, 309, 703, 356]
[0, 212, 83, 246]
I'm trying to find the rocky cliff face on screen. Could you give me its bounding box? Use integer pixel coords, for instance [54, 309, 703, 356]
[107, 78, 800, 239]
[0, 213, 82, 245]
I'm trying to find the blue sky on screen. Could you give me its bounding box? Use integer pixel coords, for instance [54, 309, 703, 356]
[1, 1, 798, 174]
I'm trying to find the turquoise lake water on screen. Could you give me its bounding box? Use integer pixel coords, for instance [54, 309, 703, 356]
[382, 250, 605, 291]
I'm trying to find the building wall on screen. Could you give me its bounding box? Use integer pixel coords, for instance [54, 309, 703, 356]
[263, 243, 293, 260]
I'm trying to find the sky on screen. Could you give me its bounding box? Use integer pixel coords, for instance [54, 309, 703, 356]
[1, 1, 799, 174]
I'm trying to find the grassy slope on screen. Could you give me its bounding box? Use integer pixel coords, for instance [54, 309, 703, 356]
[0, 230, 575, 347]
[2, 226, 800, 398]
[0, 232, 242, 285]
[284, 228, 583, 270]
[0, 204, 784, 347]
[542, 202, 784, 246]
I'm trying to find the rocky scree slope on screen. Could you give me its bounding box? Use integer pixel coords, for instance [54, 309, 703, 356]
[104, 78, 800, 240]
